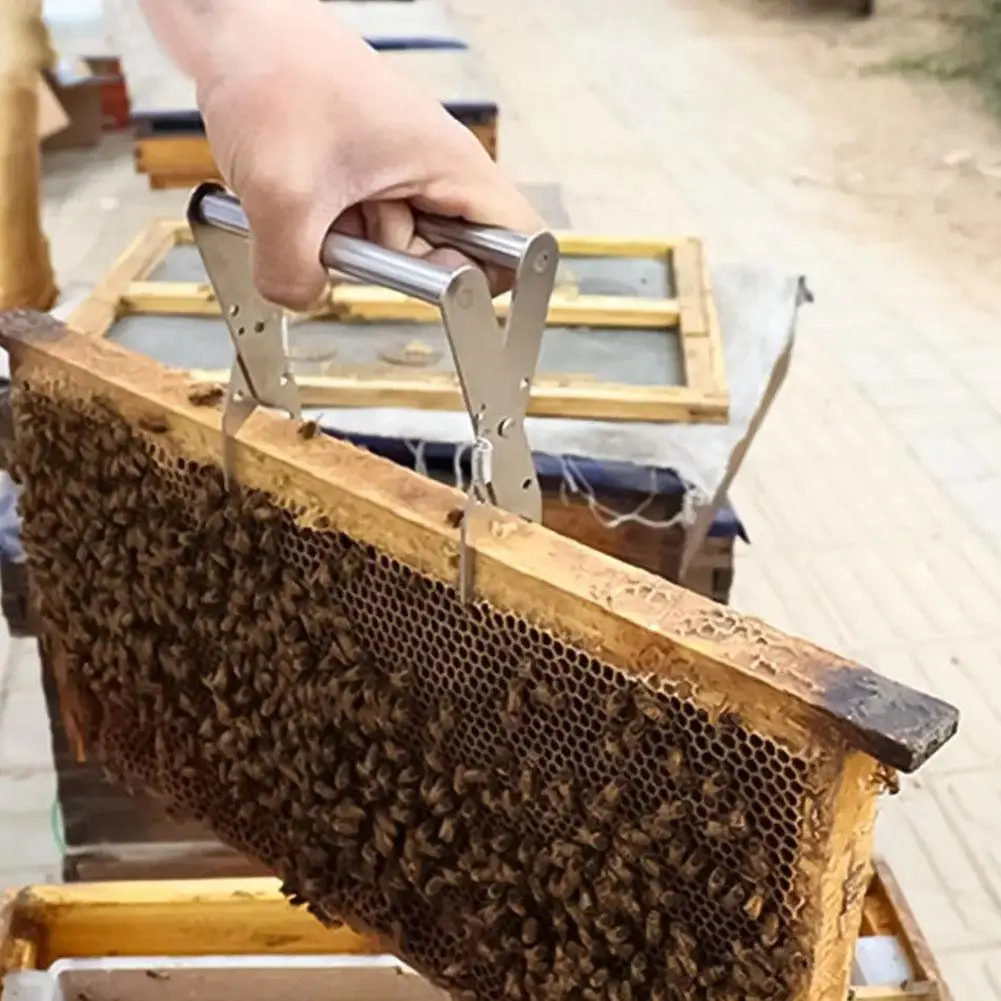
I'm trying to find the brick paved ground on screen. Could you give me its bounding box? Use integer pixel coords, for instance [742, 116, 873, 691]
[438, 0, 1001, 995]
[4, 0, 1001, 995]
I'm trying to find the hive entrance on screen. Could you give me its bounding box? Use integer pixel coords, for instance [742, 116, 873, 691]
[16, 387, 817, 1001]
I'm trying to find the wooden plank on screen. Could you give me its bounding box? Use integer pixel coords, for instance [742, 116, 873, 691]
[121, 281, 680, 328]
[168, 224, 672, 260]
[672, 238, 728, 401]
[0, 878, 382, 967]
[135, 114, 498, 188]
[186, 369, 726, 423]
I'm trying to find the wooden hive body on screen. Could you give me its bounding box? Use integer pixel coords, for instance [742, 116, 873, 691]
[0, 312, 957, 1001]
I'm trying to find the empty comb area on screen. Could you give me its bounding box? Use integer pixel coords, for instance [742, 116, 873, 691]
[16, 386, 822, 1001]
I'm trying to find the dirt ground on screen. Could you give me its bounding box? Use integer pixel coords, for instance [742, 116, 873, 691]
[681, 0, 1001, 295]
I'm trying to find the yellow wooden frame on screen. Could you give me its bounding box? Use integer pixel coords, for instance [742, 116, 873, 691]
[0, 862, 948, 1001]
[71, 221, 729, 424]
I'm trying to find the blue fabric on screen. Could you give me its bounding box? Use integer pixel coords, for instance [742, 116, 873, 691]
[321, 427, 748, 542]
[0, 473, 24, 564]
[0, 429, 746, 559]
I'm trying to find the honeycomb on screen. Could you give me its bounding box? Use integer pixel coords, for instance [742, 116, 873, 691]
[15, 386, 827, 1001]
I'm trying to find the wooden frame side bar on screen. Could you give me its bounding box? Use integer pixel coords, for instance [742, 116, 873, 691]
[67, 221, 179, 339]
[0, 313, 958, 773]
[185, 369, 725, 423]
[120, 282, 681, 329]
[672, 238, 728, 403]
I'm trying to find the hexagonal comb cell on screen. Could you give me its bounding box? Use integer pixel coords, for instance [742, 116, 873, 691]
[2, 315, 957, 1001]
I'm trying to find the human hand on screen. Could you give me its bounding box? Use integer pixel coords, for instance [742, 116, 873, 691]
[194, 2, 542, 311]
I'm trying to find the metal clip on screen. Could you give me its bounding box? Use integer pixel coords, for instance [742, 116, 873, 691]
[186, 184, 560, 600]
[186, 182, 302, 485]
[458, 434, 493, 604]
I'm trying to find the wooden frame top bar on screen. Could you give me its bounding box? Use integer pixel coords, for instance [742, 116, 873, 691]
[0, 310, 958, 772]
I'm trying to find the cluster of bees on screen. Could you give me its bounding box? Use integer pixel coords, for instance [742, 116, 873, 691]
[12, 385, 819, 1001]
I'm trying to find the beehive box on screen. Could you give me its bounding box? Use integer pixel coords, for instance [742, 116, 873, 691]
[0, 310, 956, 1001]
[129, 50, 500, 189]
[0, 864, 953, 1001]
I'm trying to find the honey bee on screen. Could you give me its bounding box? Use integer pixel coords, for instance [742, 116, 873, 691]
[706, 867, 728, 897]
[679, 852, 704, 882]
[576, 826, 610, 852]
[645, 910, 663, 946]
[438, 815, 459, 844]
[720, 883, 746, 912]
[604, 688, 633, 721]
[622, 717, 648, 749]
[743, 893, 765, 920]
[744, 840, 771, 879]
[519, 766, 540, 800]
[590, 780, 624, 824]
[702, 770, 730, 799]
[503, 968, 524, 999]
[187, 383, 225, 407]
[531, 680, 567, 712]
[760, 911, 780, 947]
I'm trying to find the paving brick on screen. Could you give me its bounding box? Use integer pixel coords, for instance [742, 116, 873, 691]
[876, 794, 1001, 954]
[0, 769, 58, 815]
[0, 867, 62, 891]
[0, 684, 55, 773]
[2, 639, 43, 693]
[939, 950, 1001, 1001]
[0, 808, 61, 871]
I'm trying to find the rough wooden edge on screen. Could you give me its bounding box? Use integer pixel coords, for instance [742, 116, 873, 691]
[0, 311, 958, 772]
[809, 752, 882, 1001]
[863, 860, 954, 1001]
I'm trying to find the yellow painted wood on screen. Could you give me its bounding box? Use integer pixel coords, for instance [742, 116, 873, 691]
[187, 368, 729, 423]
[166, 223, 672, 260]
[121, 280, 680, 329]
[68, 220, 178, 338]
[81, 220, 730, 423]
[0, 878, 381, 969]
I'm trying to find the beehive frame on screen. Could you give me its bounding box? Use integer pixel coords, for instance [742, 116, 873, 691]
[0, 313, 955, 1001]
[0, 862, 952, 1001]
[68, 220, 729, 424]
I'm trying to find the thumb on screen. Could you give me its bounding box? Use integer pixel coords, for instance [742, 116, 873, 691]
[242, 183, 340, 312]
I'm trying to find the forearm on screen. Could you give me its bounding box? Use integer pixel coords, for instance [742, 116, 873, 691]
[138, 0, 380, 93]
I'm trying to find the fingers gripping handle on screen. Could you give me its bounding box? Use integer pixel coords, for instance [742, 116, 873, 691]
[187, 184, 523, 304]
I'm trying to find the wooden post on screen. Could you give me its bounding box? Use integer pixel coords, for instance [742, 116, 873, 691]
[0, 0, 58, 312]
